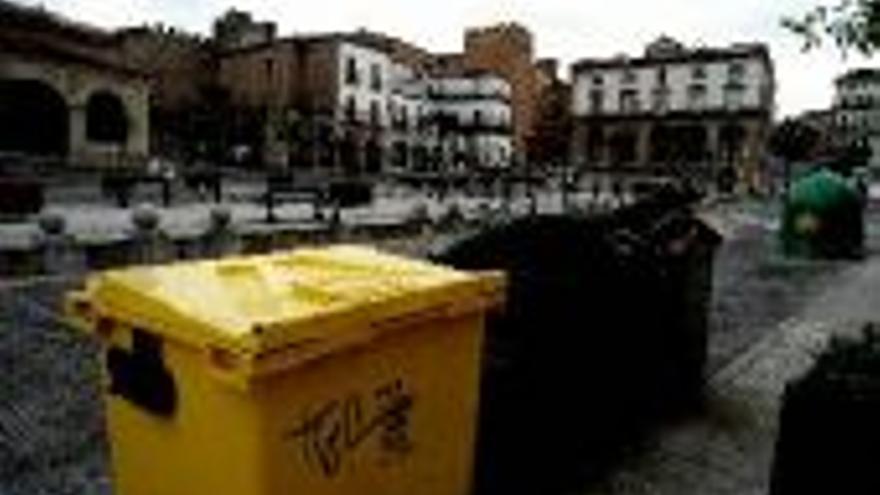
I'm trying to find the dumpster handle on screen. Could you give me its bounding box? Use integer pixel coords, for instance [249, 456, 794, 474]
[106, 328, 178, 418]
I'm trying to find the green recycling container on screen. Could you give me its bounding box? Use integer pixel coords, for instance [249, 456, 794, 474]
[781, 168, 864, 259]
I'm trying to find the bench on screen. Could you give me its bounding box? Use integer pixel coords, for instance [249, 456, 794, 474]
[263, 174, 325, 224]
[101, 173, 172, 208]
[183, 169, 223, 202]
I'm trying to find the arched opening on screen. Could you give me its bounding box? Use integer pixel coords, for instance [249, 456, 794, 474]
[682, 125, 708, 162]
[719, 124, 747, 163]
[0, 79, 69, 156]
[412, 145, 428, 171]
[392, 141, 409, 169]
[339, 133, 359, 175]
[650, 125, 674, 162]
[608, 129, 637, 165]
[317, 124, 336, 169]
[664, 125, 708, 162]
[586, 127, 605, 164]
[364, 139, 383, 174]
[86, 91, 128, 144]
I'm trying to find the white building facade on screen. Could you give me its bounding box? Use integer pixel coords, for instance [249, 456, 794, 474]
[333, 39, 513, 173]
[833, 69, 880, 169]
[571, 37, 775, 187]
[424, 72, 513, 170]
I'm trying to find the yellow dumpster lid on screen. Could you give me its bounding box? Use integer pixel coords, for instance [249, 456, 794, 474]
[67, 246, 504, 382]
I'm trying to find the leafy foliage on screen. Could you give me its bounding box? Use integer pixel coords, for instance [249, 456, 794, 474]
[783, 0, 880, 54]
[768, 118, 821, 162]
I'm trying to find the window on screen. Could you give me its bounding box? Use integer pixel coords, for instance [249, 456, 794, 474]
[370, 100, 381, 127]
[657, 66, 667, 86]
[264, 59, 275, 79]
[401, 106, 409, 130]
[370, 63, 382, 92]
[592, 74, 604, 85]
[619, 89, 640, 113]
[473, 109, 483, 126]
[728, 62, 745, 81]
[345, 57, 359, 86]
[688, 84, 707, 110]
[345, 95, 357, 122]
[622, 69, 637, 85]
[692, 65, 706, 80]
[652, 88, 669, 113]
[589, 89, 604, 114]
[724, 83, 746, 109]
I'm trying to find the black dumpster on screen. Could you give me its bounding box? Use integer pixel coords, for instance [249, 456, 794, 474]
[771, 327, 880, 495]
[433, 187, 720, 494]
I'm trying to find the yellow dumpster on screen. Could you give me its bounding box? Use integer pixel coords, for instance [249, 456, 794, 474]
[65, 245, 504, 495]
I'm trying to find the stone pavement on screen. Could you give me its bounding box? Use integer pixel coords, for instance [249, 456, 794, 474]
[5, 195, 871, 495]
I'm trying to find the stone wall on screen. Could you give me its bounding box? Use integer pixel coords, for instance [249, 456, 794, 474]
[0, 1, 150, 167]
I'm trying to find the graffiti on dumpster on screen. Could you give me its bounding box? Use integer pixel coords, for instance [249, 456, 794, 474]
[287, 379, 415, 478]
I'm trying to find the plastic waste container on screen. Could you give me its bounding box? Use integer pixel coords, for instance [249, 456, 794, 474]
[433, 186, 720, 494]
[65, 245, 504, 495]
[770, 326, 880, 495]
[781, 168, 864, 259]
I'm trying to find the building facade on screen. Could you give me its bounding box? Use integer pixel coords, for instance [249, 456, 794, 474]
[530, 58, 572, 167]
[833, 69, 880, 169]
[117, 26, 216, 158]
[571, 37, 775, 186]
[213, 9, 277, 51]
[0, 0, 150, 167]
[423, 72, 513, 170]
[463, 23, 540, 162]
[219, 32, 513, 173]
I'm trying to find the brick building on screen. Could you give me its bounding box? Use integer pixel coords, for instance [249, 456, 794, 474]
[530, 58, 572, 167]
[218, 32, 513, 173]
[218, 34, 424, 171]
[213, 9, 277, 51]
[463, 23, 542, 162]
[116, 26, 217, 157]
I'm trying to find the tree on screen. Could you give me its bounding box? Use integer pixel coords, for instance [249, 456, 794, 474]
[769, 119, 822, 163]
[769, 118, 822, 190]
[783, 0, 880, 54]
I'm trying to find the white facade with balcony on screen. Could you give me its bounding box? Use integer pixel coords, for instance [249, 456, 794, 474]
[570, 37, 775, 189]
[424, 73, 513, 170]
[834, 69, 880, 169]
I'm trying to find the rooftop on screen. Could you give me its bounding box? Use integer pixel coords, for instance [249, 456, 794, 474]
[572, 37, 771, 72]
[836, 68, 880, 85]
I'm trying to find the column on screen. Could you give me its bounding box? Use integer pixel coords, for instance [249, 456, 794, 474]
[706, 122, 721, 184]
[68, 104, 87, 166]
[636, 122, 652, 167]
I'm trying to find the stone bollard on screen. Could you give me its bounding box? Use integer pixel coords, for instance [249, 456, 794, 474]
[202, 205, 241, 259]
[327, 201, 344, 240]
[437, 202, 466, 232]
[34, 212, 83, 275]
[129, 203, 173, 265]
[406, 202, 432, 236]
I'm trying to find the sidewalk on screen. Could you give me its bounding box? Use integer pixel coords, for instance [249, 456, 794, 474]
[582, 250, 878, 494]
